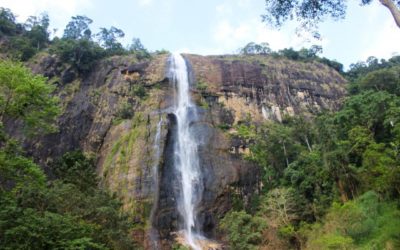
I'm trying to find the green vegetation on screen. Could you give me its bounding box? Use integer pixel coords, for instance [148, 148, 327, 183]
[0, 50, 136, 249]
[0, 8, 151, 74]
[2, 6, 400, 249]
[221, 55, 400, 249]
[0, 147, 137, 249]
[346, 55, 400, 82]
[50, 38, 105, 74]
[220, 211, 267, 250]
[116, 102, 135, 120]
[172, 243, 190, 250]
[238, 42, 344, 73]
[0, 60, 60, 135]
[262, 0, 400, 37]
[196, 81, 208, 92]
[132, 84, 148, 99]
[128, 38, 151, 60]
[0, 8, 50, 61]
[306, 191, 400, 249]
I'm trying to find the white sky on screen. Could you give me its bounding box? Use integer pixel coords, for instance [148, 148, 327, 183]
[1, 0, 399, 68]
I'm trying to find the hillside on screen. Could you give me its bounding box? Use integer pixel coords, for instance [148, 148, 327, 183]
[5, 51, 346, 248]
[1, 7, 399, 249]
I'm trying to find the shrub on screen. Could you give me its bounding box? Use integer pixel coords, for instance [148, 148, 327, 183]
[220, 210, 267, 250]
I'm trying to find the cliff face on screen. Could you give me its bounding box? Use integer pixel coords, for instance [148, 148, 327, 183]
[186, 54, 346, 124]
[16, 53, 346, 248]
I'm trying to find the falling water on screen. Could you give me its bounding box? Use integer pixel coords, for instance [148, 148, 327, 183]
[149, 118, 163, 249]
[170, 53, 203, 250]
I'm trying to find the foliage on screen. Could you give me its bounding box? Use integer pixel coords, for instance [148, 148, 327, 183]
[129, 38, 151, 60]
[0, 140, 46, 191]
[223, 62, 400, 248]
[1, 8, 152, 64]
[0, 148, 136, 250]
[0, 8, 19, 36]
[132, 84, 148, 99]
[349, 66, 400, 95]
[239, 42, 271, 55]
[24, 13, 50, 51]
[50, 38, 105, 74]
[220, 210, 267, 250]
[0, 201, 107, 250]
[53, 151, 97, 191]
[0, 50, 135, 249]
[0, 9, 50, 60]
[6, 36, 37, 61]
[0, 60, 60, 135]
[347, 55, 400, 81]
[238, 42, 343, 72]
[196, 81, 208, 92]
[259, 188, 299, 226]
[63, 15, 93, 40]
[116, 102, 135, 120]
[262, 0, 400, 36]
[96, 26, 126, 55]
[305, 191, 400, 249]
[172, 243, 190, 250]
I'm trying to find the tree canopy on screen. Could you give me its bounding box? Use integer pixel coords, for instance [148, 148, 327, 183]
[262, 0, 400, 35]
[96, 26, 125, 54]
[63, 15, 93, 40]
[0, 60, 60, 135]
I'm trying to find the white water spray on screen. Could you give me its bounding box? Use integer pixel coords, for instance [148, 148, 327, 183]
[170, 53, 202, 250]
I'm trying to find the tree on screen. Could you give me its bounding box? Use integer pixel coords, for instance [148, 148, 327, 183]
[96, 26, 125, 54]
[0, 60, 60, 135]
[239, 42, 272, 55]
[0, 7, 18, 35]
[128, 38, 151, 59]
[63, 15, 93, 40]
[24, 13, 50, 50]
[0, 140, 46, 191]
[220, 211, 267, 250]
[305, 191, 400, 249]
[51, 38, 105, 73]
[260, 188, 299, 226]
[53, 151, 97, 191]
[358, 67, 400, 94]
[262, 0, 400, 35]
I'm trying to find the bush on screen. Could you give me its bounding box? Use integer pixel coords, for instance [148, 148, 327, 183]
[53, 151, 97, 191]
[132, 84, 147, 99]
[0, 60, 60, 135]
[0, 149, 137, 250]
[220, 210, 267, 250]
[305, 191, 400, 249]
[116, 102, 135, 120]
[50, 38, 105, 74]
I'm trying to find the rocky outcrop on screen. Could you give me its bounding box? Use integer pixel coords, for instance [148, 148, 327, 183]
[20, 53, 168, 166]
[12, 52, 347, 248]
[185, 54, 346, 124]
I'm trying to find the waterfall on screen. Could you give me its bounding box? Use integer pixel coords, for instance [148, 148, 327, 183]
[170, 53, 203, 250]
[149, 118, 163, 249]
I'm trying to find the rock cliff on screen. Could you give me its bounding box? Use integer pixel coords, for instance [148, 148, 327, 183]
[14, 52, 346, 248]
[186, 54, 346, 124]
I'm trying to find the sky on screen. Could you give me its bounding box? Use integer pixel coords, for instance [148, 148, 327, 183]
[1, 0, 399, 68]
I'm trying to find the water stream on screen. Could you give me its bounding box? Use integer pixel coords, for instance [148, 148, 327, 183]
[170, 53, 203, 250]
